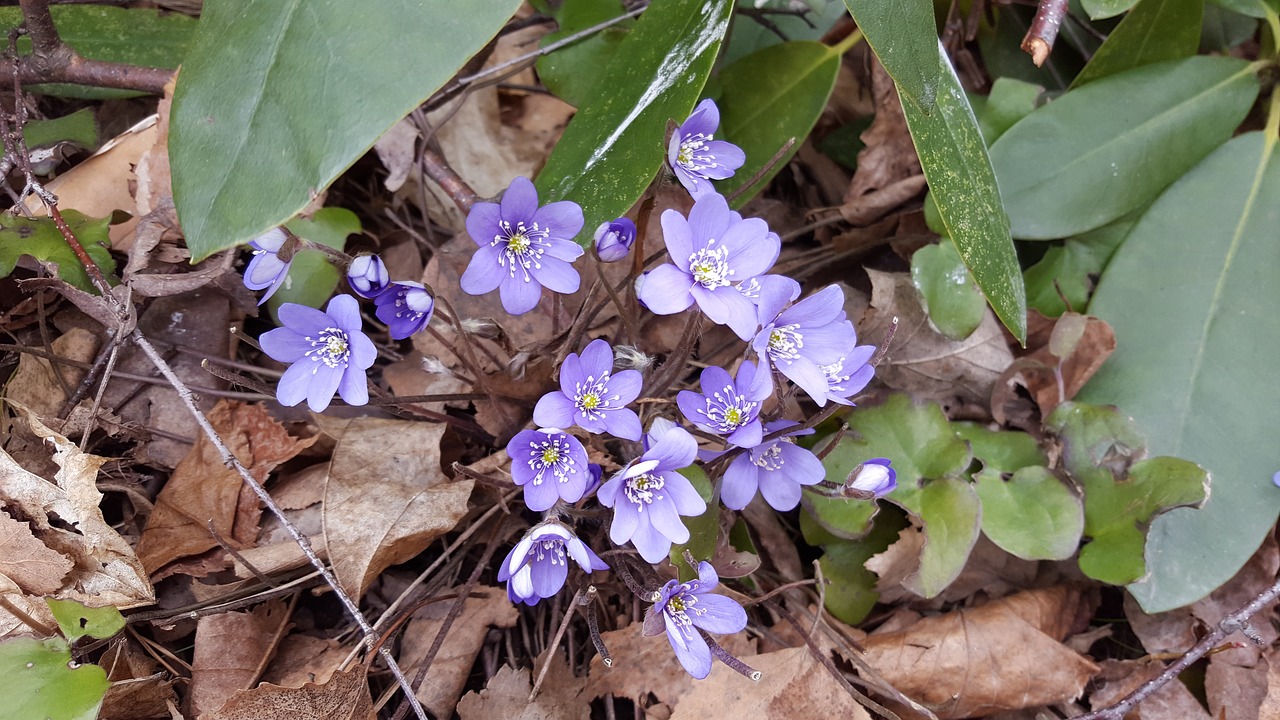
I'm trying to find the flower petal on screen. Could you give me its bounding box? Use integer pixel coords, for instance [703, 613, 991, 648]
[324, 294, 362, 331]
[532, 200, 585, 240]
[647, 497, 690, 544]
[305, 363, 343, 413]
[644, 426, 698, 471]
[781, 356, 830, 406]
[752, 275, 801, 322]
[697, 365, 734, 398]
[601, 409, 642, 441]
[500, 176, 539, 223]
[577, 339, 614, 376]
[498, 275, 543, 315]
[259, 327, 310, 363]
[275, 360, 312, 407]
[522, 475, 560, 512]
[529, 256, 580, 294]
[725, 420, 762, 450]
[685, 98, 720, 136]
[665, 614, 712, 679]
[608, 495, 641, 544]
[529, 553, 569, 599]
[699, 140, 745, 179]
[631, 518, 674, 563]
[465, 201, 502, 247]
[686, 192, 733, 250]
[637, 265, 695, 315]
[337, 367, 369, 407]
[277, 302, 332, 333]
[347, 331, 378, 371]
[460, 244, 507, 295]
[689, 593, 747, 634]
[719, 455, 758, 511]
[606, 369, 643, 405]
[544, 237, 586, 262]
[779, 284, 845, 326]
[659, 209, 694, 271]
[721, 218, 777, 278]
[662, 471, 708, 516]
[533, 391, 577, 429]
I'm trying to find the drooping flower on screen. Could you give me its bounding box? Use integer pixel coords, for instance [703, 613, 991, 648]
[347, 254, 391, 299]
[594, 217, 636, 262]
[374, 281, 435, 339]
[719, 420, 823, 511]
[636, 193, 780, 340]
[597, 425, 707, 563]
[752, 284, 857, 405]
[822, 342, 876, 406]
[845, 458, 897, 499]
[667, 99, 746, 199]
[259, 295, 376, 412]
[676, 361, 772, 449]
[507, 428, 590, 511]
[243, 227, 292, 305]
[497, 521, 608, 606]
[644, 560, 748, 679]
[533, 339, 643, 441]
[461, 176, 584, 315]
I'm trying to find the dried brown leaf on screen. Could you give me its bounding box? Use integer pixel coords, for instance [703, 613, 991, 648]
[100, 640, 176, 720]
[1258, 649, 1280, 720]
[1089, 658, 1212, 720]
[5, 327, 99, 418]
[0, 508, 73, 595]
[457, 654, 588, 720]
[844, 60, 920, 203]
[670, 646, 872, 719]
[259, 634, 348, 688]
[993, 312, 1116, 423]
[585, 624, 754, 705]
[189, 598, 292, 717]
[204, 667, 373, 720]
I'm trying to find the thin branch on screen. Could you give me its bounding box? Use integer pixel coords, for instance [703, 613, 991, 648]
[16, 0, 172, 93]
[1021, 0, 1069, 67]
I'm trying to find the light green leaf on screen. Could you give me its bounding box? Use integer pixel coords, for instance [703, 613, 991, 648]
[536, 0, 634, 108]
[1201, 3, 1261, 50]
[1024, 212, 1134, 317]
[171, 0, 521, 262]
[816, 508, 908, 624]
[1079, 131, 1280, 610]
[953, 423, 1046, 473]
[1209, 0, 1268, 18]
[893, 477, 982, 598]
[1082, 0, 1140, 18]
[716, 40, 842, 205]
[990, 56, 1259, 240]
[0, 637, 107, 720]
[24, 109, 98, 151]
[45, 599, 125, 643]
[974, 77, 1044, 144]
[0, 211, 114, 293]
[536, 0, 732, 245]
[266, 208, 361, 321]
[1074, 0, 1203, 88]
[901, 42, 1026, 343]
[910, 239, 986, 341]
[842, 0, 939, 109]
[975, 466, 1083, 561]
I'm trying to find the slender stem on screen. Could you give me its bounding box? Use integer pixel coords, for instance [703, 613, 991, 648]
[1266, 77, 1280, 141]
[1021, 0, 1069, 67]
[16, 0, 172, 93]
[830, 28, 864, 56]
[422, 146, 476, 213]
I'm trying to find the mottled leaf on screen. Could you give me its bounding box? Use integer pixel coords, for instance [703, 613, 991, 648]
[842, 0, 939, 109]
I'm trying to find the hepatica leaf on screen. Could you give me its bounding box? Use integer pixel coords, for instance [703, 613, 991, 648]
[910, 239, 986, 341]
[0, 211, 114, 293]
[0, 637, 107, 720]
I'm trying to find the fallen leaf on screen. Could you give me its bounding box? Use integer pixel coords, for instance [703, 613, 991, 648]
[670, 646, 872, 719]
[320, 416, 473, 598]
[0, 508, 73, 595]
[845, 60, 920, 203]
[99, 638, 177, 720]
[259, 633, 348, 688]
[204, 667, 373, 720]
[189, 598, 292, 717]
[993, 312, 1116, 423]
[374, 118, 419, 193]
[1258, 649, 1280, 720]
[585, 623, 755, 706]
[5, 327, 100, 418]
[133, 79, 176, 219]
[1089, 658, 1212, 720]
[457, 653, 588, 720]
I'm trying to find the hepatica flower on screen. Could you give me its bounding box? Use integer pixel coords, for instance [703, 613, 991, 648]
[667, 99, 745, 199]
[243, 227, 291, 305]
[594, 217, 636, 262]
[637, 193, 779, 340]
[677, 361, 772, 449]
[498, 521, 608, 606]
[374, 281, 435, 339]
[347, 254, 390, 299]
[752, 284, 857, 405]
[597, 425, 707, 563]
[507, 428, 589, 511]
[534, 339, 643, 441]
[822, 343, 876, 406]
[845, 458, 897, 499]
[720, 420, 823, 511]
[461, 176, 584, 315]
[259, 295, 376, 412]
[644, 561, 748, 679]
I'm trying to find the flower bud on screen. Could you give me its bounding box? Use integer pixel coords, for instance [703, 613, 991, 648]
[347, 254, 391, 299]
[844, 458, 897, 499]
[594, 217, 636, 262]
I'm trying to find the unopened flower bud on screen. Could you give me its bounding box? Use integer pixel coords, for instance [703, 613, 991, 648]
[844, 458, 897, 499]
[346, 254, 391, 299]
[594, 218, 636, 262]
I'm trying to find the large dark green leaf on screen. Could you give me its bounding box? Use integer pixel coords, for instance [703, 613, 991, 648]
[901, 43, 1026, 343]
[842, 0, 939, 109]
[171, 0, 522, 261]
[717, 40, 842, 205]
[535, 0, 732, 244]
[990, 57, 1259, 240]
[536, 0, 633, 108]
[1080, 131, 1280, 611]
[1073, 0, 1203, 88]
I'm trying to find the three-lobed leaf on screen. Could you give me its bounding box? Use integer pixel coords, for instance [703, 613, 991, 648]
[0, 637, 108, 720]
[0, 211, 114, 293]
[910, 239, 986, 341]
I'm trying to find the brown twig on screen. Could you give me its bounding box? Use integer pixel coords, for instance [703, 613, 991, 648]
[422, 145, 477, 214]
[1021, 0, 1069, 67]
[16, 0, 172, 93]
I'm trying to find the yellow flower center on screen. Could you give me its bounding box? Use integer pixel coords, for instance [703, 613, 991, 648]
[541, 447, 561, 465]
[507, 233, 531, 254]
[668, 596, 686, 612]
[580, 392, 600, 411]
[723, 407, 742, 427]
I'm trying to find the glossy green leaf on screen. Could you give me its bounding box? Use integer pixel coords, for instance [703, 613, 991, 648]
[990, 56, 1259, 240]
[171, 0, 521, 262]
[536, 0, 732, 244]
[978, 5, 1080, 93]
[842, 0, 939, 109]
[1209, 0, 1268, 18]
[265, 208, 361, 321]
[974, 77, 1043, 144]
[0, 6, 193, 99]
[817, 508, 908, 624]
[46, 600, 125, 643]
[1074, 0, 1203, 88]
[717, 40, 842, 205]
[1024, 213, 1134, 317]
[0, 637, 107, 720]
[0, 211, 114, 293]
[975, 466, 1083, 560]
[722, 0, 849, 64]
[1083, 0, 1140, 18]
[536, 0, 634, 108]
[910, 239, 986, 340]
[24, 109, 98, 151]
[893, 477, 982, 598]
[1079, 132, 1280, 610]
[901, 42, 1026, 343]
[671, 465, 718, 582]
[1201, 3, 1261, 50]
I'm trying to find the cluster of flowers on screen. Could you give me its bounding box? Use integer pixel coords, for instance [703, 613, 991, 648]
[241, 99, 896, 679]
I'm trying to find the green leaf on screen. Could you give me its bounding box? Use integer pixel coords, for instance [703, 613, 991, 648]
[1082, 0, 1140, 19]
[45, 600, 125, 643]
[1201, 3, 1262, 50]
[1046, 402, 1147, 478]
[265, 208, 362, 321]
[990, 56, 1259, 240]
[671, 464, 718, 581]
[24, 109, 98, 151]
[0, 637, 107, 720]
[817, 507, 908, 624]
[1209, 0, 1268, 18]
[1074, 0, 1203, 88]
[0, 6, 194, 99]
[975, 77, 1044, 144]
[1078, 131, 1280, 610]
[910, 238, 986, 340]
[842, 0, 939, 109]
[716, 40, 842, 205]
[953, 423, 1046, 473]
[535, 0, 733, 245]
[0, 211, 114, 293]
[536, 0, 634, 108]
[975, 466, 1083, 560]
[171, 0, 521, 262]
[900, 42, 1026, 343]
[1024, 213, 1134, 317]
[893, 477, 982, 598]
[722, 0, 849, 65]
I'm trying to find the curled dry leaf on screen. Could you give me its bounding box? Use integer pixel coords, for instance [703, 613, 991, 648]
[457, 653, 588, 720]
[585, 624, 755, 706]
[319, 416, 474, 598]
[190, 598, 293, 718]
[845, 60, 921, 203]
[204, 667, 374, 720]
[5, 327, 100, 419]
[992, 311, 1116, 424]
[0, 509, 73, 595]
[669, 646, 872, 720]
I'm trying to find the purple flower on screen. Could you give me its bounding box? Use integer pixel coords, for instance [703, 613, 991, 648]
[585, 463, 604, 496]
[507, 428, 590, 511]
[677, 361, 772, 449]
[594, 217, 636, 262]
[644, 561, 748, 679]
[636, 193, 780, 340]
[347, 254, 391, 299]
[259, 295, 376, 412]
[374, 281, 435, 339]
[533, 339, 643, 441]
[461, 176, 585, 315]
[497, 521, 608, 606]
[597, 425, 707, 563]
[822, 343, 876, 406]
[720, 420, 823, 511]
[243, 227, 291, 305]
[1274, 471, 1280, 489]
[667, 99, 746, 199]
[845, 458, 897, 499]
[752, 284, 857, 405]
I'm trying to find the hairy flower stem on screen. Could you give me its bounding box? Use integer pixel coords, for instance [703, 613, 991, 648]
[703, 632, 762, 681]
[530, 586, 589, 700]
[594, 256, 638, 345]
[644, 311, 703, 401]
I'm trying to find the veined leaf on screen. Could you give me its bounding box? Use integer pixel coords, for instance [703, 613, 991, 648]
[1073, 0, 1203, 88]
[0, 211, 114, 293]
[842, 0, 939, 109]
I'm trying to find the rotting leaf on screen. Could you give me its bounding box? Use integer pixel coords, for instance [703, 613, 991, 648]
[669, 646, 872, 719]
[190, 599, 293, 718]
[203, 667, 374, 720]
[457, 654, 589, 720]
[0, 509, 73, 596]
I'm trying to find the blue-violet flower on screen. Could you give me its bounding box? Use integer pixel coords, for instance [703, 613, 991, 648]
[752, 284, 857, 405]
[347, 254, 391, 299]
[667, 99, 746, 199]
[533, 338, 643, 441]
[243, 227, 291, 305]
[507, 428, 590, 511]
[822, 342, 876, 406]
[497, 521, 608, 606]
[461, 176, 584, 315]
[259, 295, 376, 412]
[846, 458, 897, 499]
[594, 217, 636, 262]
[720, 420, 823, 511]
[374, 281, 435, 339]
[676, 361, 772, 449]
[645, 560, 748, 679]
